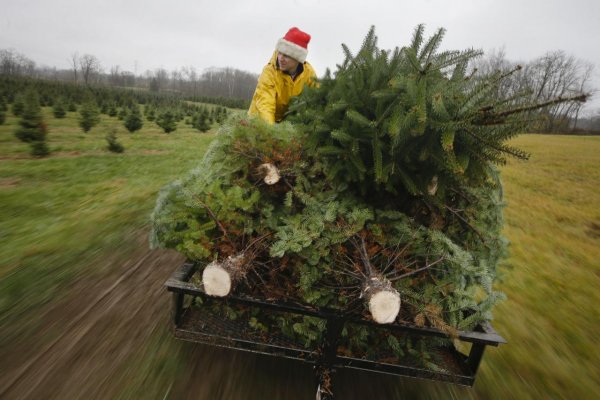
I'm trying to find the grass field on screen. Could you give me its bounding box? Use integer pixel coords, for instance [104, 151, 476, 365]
[0, 109, 216, 344]
[475, 135, 600, 399]
[1, 110, 599, 399]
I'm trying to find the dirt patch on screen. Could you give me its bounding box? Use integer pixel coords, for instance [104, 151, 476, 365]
[139, 149, 169, 155]
[0, 150, 169, 161]
[51, 150, 107, 158]
[586, 221, 600, 238]
[0, 232, 184, 399]
[50, 150, 170, 158]
[0, 155, 31, 160]
[0, 177, 21, 188]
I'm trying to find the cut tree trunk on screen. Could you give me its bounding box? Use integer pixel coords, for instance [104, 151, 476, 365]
[355, 236, 401, 324]
[362, 274, 401, 324]
[258, 163, 280, 185]
[202, 253, 248, 296]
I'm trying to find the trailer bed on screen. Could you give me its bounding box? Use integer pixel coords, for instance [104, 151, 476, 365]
[166, 262, 506, 398]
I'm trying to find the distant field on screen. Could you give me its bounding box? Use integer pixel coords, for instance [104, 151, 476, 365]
[1, 109, 599, 399]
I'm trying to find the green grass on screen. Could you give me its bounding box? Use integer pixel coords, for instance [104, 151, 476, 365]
[419, 135, 600, 400]
[0, 108, 216, 342]
[1, 108, 599, 399]
[474, 135, 600, 399]
[339, 134, 600, 400]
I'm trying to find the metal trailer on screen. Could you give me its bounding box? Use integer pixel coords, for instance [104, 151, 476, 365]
[166, 262, 506, 399]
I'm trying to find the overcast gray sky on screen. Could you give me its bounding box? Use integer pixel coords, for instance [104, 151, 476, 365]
[2, 0, 599, 111]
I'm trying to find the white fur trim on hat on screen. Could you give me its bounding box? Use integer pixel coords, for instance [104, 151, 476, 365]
[276, 38, 308, 63]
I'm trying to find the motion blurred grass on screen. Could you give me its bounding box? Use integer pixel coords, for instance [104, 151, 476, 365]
[474, 135, 600, 399]
[0, 108, 215, 344]
[419, 134, 600, 400]
[1, 108, 599, 399]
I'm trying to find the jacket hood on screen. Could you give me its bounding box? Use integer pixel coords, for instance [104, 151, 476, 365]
[269, 51, 307, 74]
[269, 51, 278, 67]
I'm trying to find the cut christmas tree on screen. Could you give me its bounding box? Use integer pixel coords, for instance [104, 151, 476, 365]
[151, 25, 586, 367]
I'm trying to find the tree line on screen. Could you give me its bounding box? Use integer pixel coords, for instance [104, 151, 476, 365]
[2, 47, 598, 132]
[474, 48, 598, 133]
[1, 49, 258, 105]
[0, 74, 231, 157]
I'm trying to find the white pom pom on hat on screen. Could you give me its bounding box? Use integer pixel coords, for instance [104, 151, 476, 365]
[276, 27, 311, 63]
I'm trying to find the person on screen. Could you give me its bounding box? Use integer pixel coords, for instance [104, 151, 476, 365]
[248, 27, 317, 124]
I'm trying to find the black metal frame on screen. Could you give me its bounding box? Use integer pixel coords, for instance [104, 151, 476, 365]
[165, 262, 506, 399]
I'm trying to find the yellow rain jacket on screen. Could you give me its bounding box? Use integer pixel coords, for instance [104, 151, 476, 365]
[248, 51, 317, 123]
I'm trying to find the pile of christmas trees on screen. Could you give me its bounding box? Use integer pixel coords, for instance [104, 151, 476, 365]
[150, 26, 585, 361]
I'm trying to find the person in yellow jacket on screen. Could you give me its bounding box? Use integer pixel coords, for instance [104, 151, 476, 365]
[248, 27, 317, 123]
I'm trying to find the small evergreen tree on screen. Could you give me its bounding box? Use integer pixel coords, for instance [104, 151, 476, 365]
[124, 104, 143, 132]
[52, 98, 67, 118]
[108, 102, 118, 117]
[14, 90, 50, 156]
[12, 94, 25, 116]
[217, 107, 229, 124]
[192, 112, 211, 132]
[156, 110, 177, 133]
[68, 102, 77, 112]
[79, 99, 100, 132]
[212, 107, 225, 124]
[106, 128, 125, 153]
[15, 90, 43, 142]
[100, 101, 109, 115]
[41, 94, 53, 107]
[145, 106, 156, 121]
[30, 141, 50, 157]
[0, 97, 6, 125]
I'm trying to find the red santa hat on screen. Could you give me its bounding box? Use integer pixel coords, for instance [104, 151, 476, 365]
[276, 27, 311, 63]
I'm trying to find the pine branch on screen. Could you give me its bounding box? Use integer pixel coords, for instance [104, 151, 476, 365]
[410, 24, 426, 53]
[444, 204, 486, 243]
[353, 235, 374, 277]
[462, 127, 530, 161]
[192, 194, 236, 251]
[388, 257, 444, 281]
[381, 238, 413, 275]
[476, 93, 588, 122]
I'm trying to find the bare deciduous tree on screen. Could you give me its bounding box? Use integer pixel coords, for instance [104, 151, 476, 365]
[525, 51, 594, 131]
[476, 49, 594, 132]
[69, 51, 79, 82]
[79, 54, 102, 85]
[109, 64, 121, 85]
[149, 68, 169, 92]
[0, 49, 35, 76]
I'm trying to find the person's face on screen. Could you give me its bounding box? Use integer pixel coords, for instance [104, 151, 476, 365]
[277, 52, 300, 74]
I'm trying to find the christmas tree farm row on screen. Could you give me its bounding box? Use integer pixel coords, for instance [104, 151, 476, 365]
[0, 77, 232, 156]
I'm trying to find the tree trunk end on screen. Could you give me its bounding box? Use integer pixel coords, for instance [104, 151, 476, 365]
[368, 290, 401, 324]
[363, 275, 401, 324]
[202, 261, 232, 296]
[202, 254, 247, 297]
